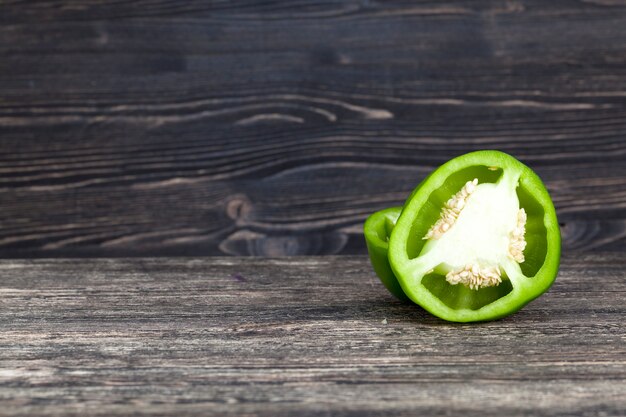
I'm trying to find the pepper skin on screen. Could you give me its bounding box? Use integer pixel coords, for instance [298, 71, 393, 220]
[364, 206, 407, 301]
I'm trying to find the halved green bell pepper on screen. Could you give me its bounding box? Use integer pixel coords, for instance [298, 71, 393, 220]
[365, 150, 561, 322]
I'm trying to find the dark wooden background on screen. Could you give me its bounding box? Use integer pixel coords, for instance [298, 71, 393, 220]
[1, 0, 625, 257]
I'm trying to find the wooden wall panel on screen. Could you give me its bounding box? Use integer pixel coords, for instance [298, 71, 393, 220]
[1, 1, 625, 256]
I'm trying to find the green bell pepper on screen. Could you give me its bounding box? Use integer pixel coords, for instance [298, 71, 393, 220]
[364, 150, 561, 322]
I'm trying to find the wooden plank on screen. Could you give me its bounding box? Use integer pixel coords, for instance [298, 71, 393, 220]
[0, 254, 624, 416]
[1, 1, 626, 256]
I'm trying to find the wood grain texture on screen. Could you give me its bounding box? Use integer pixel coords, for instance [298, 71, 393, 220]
[1, 1, 626, 256]
[0, 254, 624, 416]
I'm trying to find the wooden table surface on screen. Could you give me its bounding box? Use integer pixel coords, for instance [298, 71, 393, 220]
[2, 254, 624, 416]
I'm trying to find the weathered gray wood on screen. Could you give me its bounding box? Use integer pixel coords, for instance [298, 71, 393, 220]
[1, 254, 624, 416]
[1, 1, 626, 256]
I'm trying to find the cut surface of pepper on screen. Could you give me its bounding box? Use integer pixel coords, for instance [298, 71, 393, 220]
[419, 170, 526, 291]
